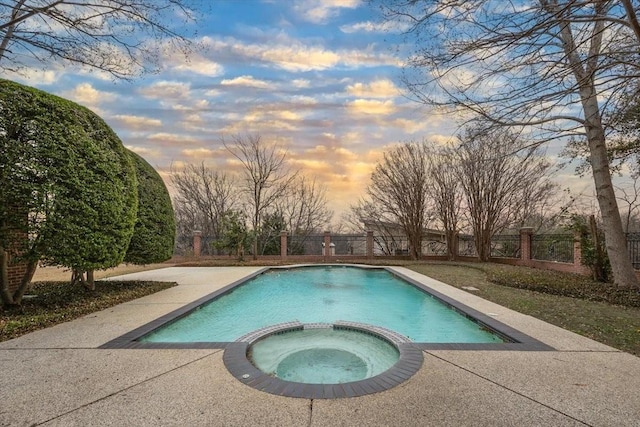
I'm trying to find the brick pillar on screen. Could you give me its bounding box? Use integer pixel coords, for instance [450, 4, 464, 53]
[280, 230, 288, 259]
[573, 230, 583, 267]
[6, 207, 29, 293]
[193, 230, 202, 258]
[520, 227, 534, 265]
[366, 230, 374, 259]
[324, 231, 331, 258]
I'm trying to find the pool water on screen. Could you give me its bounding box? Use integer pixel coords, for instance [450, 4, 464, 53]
[249, 327, 400, 384]
[140, 266, 504, 343]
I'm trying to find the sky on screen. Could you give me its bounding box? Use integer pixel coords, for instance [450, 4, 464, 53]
[3, 0, 596, 223]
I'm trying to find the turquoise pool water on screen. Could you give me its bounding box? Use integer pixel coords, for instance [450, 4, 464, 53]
[140, 266, 504, 343]
[249, 327, 400, 384]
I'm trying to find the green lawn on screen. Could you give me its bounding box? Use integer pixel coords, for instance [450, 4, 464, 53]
[407, 262, 640, 356]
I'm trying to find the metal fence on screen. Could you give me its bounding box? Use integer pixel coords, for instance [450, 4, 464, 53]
[531, 234, 574, 263]
[490, 235, 521, 258]
[627, 233, 640, 269]
[287, 234, 324, 255]
[457, 234, 478, 257]
[330, 234, 368, 256]
[423, 238, 448, 256]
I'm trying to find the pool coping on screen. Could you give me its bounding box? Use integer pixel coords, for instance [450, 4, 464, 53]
[100, 264, 553, 352]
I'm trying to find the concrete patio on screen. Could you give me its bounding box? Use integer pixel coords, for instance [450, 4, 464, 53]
[1, 266, 639, 426]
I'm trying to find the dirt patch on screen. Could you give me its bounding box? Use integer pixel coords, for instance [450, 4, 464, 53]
[32, 263, 175, 282]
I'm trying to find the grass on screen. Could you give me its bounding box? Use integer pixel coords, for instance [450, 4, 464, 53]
[407, 262, 640, 356]
[0, 280, 176, 342]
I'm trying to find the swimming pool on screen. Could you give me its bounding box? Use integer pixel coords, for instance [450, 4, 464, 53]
[139, 265, 503, 344]
[101, 265, 552, 398]
[102, 264, 551, 351]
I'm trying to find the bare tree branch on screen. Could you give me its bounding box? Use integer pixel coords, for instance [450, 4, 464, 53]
[0, 0, 199, 79]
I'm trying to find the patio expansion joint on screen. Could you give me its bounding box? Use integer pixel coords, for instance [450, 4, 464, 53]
[423, 350, 593, 427]
[29, 350, 222, 426]
[306, 399, 313, 427]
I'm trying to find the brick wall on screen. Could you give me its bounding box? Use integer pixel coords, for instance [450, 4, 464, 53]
[7, 259, 28, 292]
[4, 206, 29, 293]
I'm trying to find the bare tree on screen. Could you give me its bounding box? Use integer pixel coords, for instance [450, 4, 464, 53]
[454, 126, 557, 261]
[377, 1, 640, 287]
[223, 134, 297, 260]
[0, 0, 197, 78]
[425, 144, 462, 260]
[277, 176, 332, 236]
[365, 141, 432, 260]
[171, 163, 238, 255]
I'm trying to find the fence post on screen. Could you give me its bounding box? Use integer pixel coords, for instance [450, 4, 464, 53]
[366, 230, 374, 259]
[573, 230, 583, 268]
[193, 230, 202, 258]
[520, 227, 533, 265]
[324, 231, 331, 258]
[280, 230, 288, 260]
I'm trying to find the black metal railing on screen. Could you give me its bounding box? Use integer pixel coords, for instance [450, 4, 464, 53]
[490, 235, 521, 258]
[531, 234, 574, 263]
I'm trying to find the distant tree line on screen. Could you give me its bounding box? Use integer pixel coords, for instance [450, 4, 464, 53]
[349, 124, 559, 262]
[172, 134, 333, 259]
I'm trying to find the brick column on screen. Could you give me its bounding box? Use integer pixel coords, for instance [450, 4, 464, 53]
[573, 230, 583, 267]
[520, 227, 534, 264]
[280, 230, 288, 259]
[366, 230, 374, 259]
[324, 231, 331, 258]
[193, 230, 202, 258]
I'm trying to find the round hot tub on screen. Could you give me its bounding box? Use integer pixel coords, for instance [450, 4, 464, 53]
[223, 321, 424, 399]
[250, 326, 399, 384]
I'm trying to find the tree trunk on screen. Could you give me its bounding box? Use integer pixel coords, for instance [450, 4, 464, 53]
[12, 259, 37, 305]
[445, 230, 457, 261]
[72, 269, 96, 291]
[582, 95, 638, 288]
[556, 12, 640, 289]
[0, 248, 12, 306]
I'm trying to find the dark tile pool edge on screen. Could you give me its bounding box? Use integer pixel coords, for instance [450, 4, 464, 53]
[223, 341, 424, 399]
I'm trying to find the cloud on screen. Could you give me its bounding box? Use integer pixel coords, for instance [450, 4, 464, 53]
[346, 79, 400, 98]
[147, 132, 202, 147]
[181, 147, 217, 158]
[221, 75, 271, 89]
[340, 20, 411, 33]
[391, 118, 428, 134]
[125, 145, 162, 158]
[202, 35, 399, 72]
[7, 69, 58, 85]
[112, 114, 162, 130]
[294, 0, 361, 24]
[346, 99, 397, 115]
[138, 81, 191, 100]
[61, 83, 116, 108]
[172, 56, 224, 76]
[292, 79, 311, 88]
